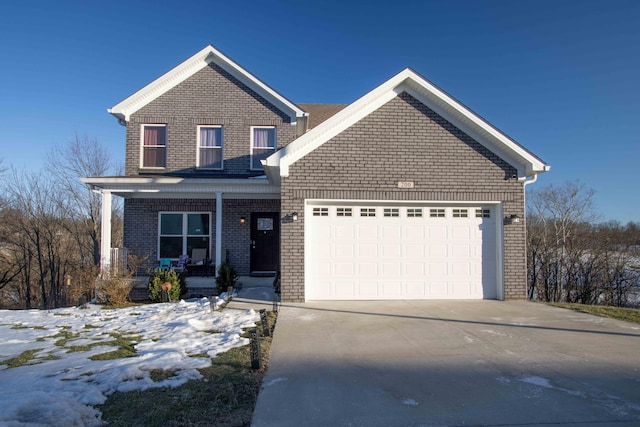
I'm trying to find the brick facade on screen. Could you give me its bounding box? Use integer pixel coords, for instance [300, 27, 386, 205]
[125, 62, 297, 176]
[280, 92, 527, 302]
[123, 197, 280, 275]
[121, 61, 291, 276]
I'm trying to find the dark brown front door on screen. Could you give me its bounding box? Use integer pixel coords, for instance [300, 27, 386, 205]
[250, 212, 280, 273]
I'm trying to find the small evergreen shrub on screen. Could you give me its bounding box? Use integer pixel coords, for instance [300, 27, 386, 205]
[148, 270, 186, 302]
[215, 262, 238, 295]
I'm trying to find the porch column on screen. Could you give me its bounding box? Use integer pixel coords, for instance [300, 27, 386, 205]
[100, 190, 112, 273]
[215, 192, 222, 278]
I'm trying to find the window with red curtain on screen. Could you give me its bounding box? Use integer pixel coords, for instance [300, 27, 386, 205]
[142, 125, 167, 168]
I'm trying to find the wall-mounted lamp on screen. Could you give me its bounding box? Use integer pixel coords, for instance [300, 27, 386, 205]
[240, 216, 246, 224]
[510, 214, 521, 223]
[291, 212, 298, 221]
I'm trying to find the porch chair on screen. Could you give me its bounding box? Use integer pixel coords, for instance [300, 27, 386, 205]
[188, 248, 210, 276]
[173, 254, 189, 273]
[156, 258, 171, 271]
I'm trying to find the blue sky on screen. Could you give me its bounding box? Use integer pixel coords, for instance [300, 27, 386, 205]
[1, 0, 638, 223]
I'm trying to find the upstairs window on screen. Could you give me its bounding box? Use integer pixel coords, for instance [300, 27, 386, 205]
[198, 126, 223, 169]
[251, 126, 277, 170]
[142, 124, 166, 168]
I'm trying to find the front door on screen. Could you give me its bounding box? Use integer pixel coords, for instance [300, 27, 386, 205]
[250, 212, 280, 273]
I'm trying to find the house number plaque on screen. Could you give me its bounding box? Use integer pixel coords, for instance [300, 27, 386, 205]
[397, 181, 415, 189]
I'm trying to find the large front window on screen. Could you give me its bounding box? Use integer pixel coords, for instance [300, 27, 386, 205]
[198, 126, 223, 169]
[250, 126, 276, 170]
[158, 213, 210, 259]
[142, 125, 167, 168]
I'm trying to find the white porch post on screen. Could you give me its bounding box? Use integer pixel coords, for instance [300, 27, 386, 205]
[100, 190, 112, 273]
[215, 192, 223, 278]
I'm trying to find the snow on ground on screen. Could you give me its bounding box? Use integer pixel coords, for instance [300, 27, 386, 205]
[0, 298, 259, 426]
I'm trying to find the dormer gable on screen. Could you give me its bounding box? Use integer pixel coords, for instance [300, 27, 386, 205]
[108, 44, 307, 124]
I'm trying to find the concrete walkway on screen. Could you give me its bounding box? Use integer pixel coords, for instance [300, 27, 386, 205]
[224, 276, 278, 312]
[252, 300, 640, 427]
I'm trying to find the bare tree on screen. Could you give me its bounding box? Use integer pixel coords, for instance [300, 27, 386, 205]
[47, 134, 114, 267]
[0, 136, 126, 309]
[528, 182, 639, 307]
[527, 181, 597, 302]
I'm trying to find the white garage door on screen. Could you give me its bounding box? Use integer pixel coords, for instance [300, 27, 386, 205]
[305, 203, 500, 300]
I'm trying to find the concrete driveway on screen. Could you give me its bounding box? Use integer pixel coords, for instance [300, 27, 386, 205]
[252, 300, 640, 427]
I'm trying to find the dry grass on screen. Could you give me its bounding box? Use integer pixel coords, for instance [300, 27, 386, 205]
[548, 302, 640, 324]
[99, 312, 276, 427]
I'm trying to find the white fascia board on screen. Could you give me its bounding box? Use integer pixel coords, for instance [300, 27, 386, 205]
[81, 176, 280, 195]
[108, 45, 306, 123]
[273, 68, 548, 178]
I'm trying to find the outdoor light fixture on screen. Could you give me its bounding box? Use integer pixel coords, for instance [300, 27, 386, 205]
[292, 212, 298, 221]
[240, 216, 246, 224]
[510, 214, 521, 223]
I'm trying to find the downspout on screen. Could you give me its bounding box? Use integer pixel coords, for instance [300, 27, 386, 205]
[521, 173, 538, 300]
[522, 173, 538, 189]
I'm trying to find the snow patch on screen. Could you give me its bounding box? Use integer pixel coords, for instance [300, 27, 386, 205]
[402, 398, 419, 407]
[265, 377, 288, 387]
[297, 313, 317, 322]
[481, 329, 508, 337]
[0, 299, 259, 426]
[519, 375, 552, 388]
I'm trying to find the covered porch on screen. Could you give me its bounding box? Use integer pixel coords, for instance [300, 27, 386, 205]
[81, 176, 281, 277]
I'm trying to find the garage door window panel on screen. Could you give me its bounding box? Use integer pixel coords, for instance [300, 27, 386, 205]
[453, 209, 468, 218]
[313, 207, 328, 217]
[337, 208, 353, 217]
[430, 208, 445, 218]
[383, 208, 399, 217]
[360, 208, 376, 217]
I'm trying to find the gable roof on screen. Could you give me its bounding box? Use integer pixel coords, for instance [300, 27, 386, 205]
[108, 45, 307, 124]
[298, 104, 348, 129]
[264, 68, 549, 182]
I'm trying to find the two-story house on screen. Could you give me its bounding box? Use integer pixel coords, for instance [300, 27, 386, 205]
[83, 44, 549, 303]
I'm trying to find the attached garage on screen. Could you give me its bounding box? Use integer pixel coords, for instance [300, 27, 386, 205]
[264, 68, 550, 302]
[305, 202, 502, 300]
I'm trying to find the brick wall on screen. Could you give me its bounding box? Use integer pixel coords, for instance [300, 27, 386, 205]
[123, 197, 279, 275]
[125, 62, 297, 176]
[280, 92, 526, 302]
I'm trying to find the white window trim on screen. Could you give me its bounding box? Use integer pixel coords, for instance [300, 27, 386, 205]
[196, 125, 224, 170]
[140, 124, 167, 169]
[157, 212, 212, 260]
[250, 126, 277, 171]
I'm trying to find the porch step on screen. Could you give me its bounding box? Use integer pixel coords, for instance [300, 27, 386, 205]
[250, 271, 276, 277]
[128, 287, 149, 302]
[187, 287, 217, 299]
